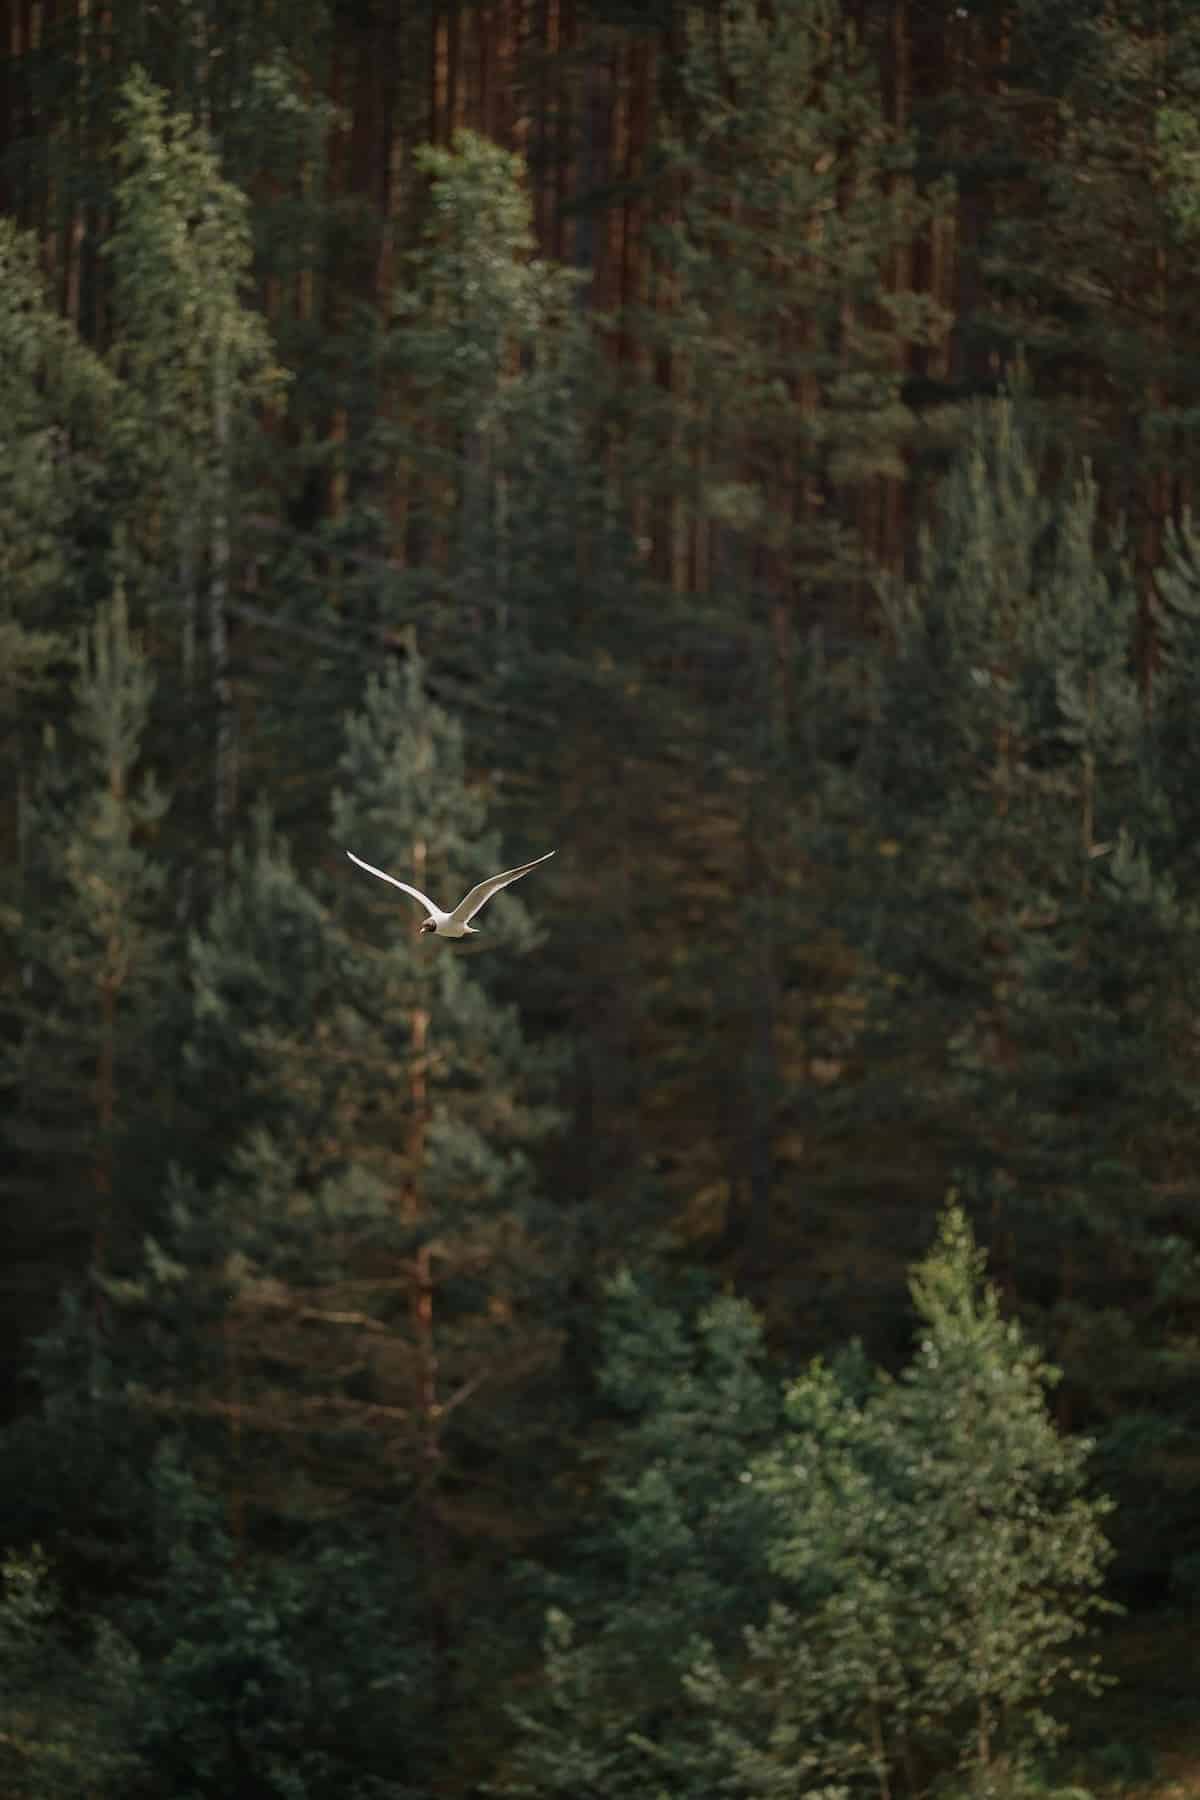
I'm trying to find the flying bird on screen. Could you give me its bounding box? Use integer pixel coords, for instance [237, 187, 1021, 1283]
[346, 848, 554, 939]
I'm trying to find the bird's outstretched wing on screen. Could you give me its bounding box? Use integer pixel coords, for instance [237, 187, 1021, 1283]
[450, 851, 556, 925]
[346, 851, 440, 916]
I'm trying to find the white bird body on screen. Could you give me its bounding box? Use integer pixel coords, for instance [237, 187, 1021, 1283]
[346, 848, 554, 938]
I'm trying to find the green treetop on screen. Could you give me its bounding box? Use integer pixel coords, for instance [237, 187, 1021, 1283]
[503, 1205, 1113, 1800]
[106, 69, 282, 841]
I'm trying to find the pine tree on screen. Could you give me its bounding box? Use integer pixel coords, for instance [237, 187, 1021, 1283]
[841, 397, 1194, 1339]
[503, 1206, 1113, 1800]
[106, 69, 282, 844]
[937, 2, 1200, 677]
[0, 1546, 142, 1799]
[685, 1205, 1114, 1800]
[3, 648, 563, 1791]
[0, 222, 133, 1373]
[0, 221, 117, 745]
[145, 654, 559, 1733]
[1, 591, 170, 1331]
[885, 1205, 1114, 1786]
[358, 126, 665, 1250]
[496, 1272, 783, 1800]
[817, 396, 1200, 1600]
[117, 1447, 425, 1800]
[589, 0, 951, 1270]
[645, 0, 947, 573]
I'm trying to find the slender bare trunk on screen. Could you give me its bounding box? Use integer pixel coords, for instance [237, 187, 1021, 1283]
[180, 511, 197, 694]
[93, 976, 116, 1287]
[406, 830, 453, 1715]
[412, 1240, 452, 1714]
[225, 1312, 245, 1558]
[210, 338, 235, 838]
[868, 1692, 892, 1800]
[975, 1694, 992, 1795]
[742, 614, 780, 1274]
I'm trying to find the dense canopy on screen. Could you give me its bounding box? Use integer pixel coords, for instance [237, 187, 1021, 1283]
[2, 3, 1199, 1795]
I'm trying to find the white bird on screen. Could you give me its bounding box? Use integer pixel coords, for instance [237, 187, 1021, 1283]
[346, 848, 555, 938]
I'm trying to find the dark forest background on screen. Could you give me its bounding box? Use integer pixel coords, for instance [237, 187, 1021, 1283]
[2, 1, 1200, 1794]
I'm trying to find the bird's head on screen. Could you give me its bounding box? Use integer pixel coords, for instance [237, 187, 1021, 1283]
[419, 919, 436, 935]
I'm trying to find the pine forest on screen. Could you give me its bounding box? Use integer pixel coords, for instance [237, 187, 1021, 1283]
[2, 1, 1200, 1795]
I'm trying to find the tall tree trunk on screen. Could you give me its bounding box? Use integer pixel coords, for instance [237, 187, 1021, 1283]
[406, 830, 453, 1717]
[742, 802, 777, 1276]
[94, 973, 116, 1285]
[210, 338, 236, 839]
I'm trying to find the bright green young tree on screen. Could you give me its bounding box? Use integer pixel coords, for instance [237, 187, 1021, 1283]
[504, 1207, 1113, 1800]
[683, 1206, 1113, 1800]
[881, 1205, 1114, 1784]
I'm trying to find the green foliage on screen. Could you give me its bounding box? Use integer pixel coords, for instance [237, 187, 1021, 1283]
[0, 222, 117, 722]
[184, 804, 333, 1186]
[121, 1449, 425, 1800]
[885, 1207, 1114, 1775]
[376, 126, 615, 702]
[591, 1273, 784, 1654]
[702, 1195, 1115, 1796]
[835, 401, 1200, 1495]
[1157, 105, 1200, 243]
[650, 0, 948, 567]
[396, 132, 585, 437]
[505, 1208, 1114, 1800]
[13, 8, 1200, 1795]
[120, 649, 561, 1573]
[978, 2, 1200, 493]
[1, 591, 170, 1291]
[106, 68, 285, 839]
[497, 1275, 783, 1798]
[107, 68, 282, 461]
[0, 1545, 142, 1799]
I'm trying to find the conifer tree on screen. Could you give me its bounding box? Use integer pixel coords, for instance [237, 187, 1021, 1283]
[151, 653, 559, 1723]
[0, 222, 117, 741]
[835, 398, 1200, 1497]
[506, 1209, 1112, 1799]
[106, 69, 281, 843]
[0, 222, 131, 1366]
[497, 1274, 782, 1800]
[647, 0, 947, 574]
[973, 4, 1200, 672]
[0, 1546, 142, 1799]
[688, 1204, 1114, 1799]
[117, 1447, 425, 1800]
[1, 591, 169, 1314]
[592, 0, 951, 1268]
[359, 127, 662, 1247]
[3, 648, 562, 1788]
[376, 131, 590, 654]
